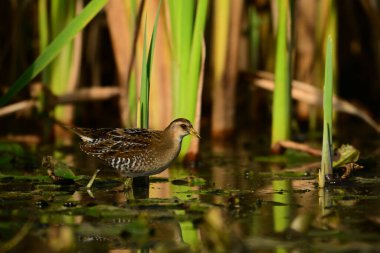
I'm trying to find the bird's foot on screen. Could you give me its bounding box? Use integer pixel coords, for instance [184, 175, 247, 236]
[86, 169, 101, 189]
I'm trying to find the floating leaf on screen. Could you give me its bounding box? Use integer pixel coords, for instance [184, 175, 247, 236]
[333, 144, 360, 168]
[43, 156, 76, 184]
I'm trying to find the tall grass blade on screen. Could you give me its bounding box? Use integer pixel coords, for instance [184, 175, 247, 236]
[146, 0, 161, 83]
[167, 1, 194, 118]
[139, 0, 161, 129]
[166, 0, 208, 157]
[186, 0, 208, 121]
[127, 0, 144, 127]
[48, 1, 76, 135]
[140, 18, 149, 128]
[319, 36, 334, 187]
[271, 0, 291, 148]
[135, 1, 161, 188]
[181, 0, 208, 156]
[210, 0, 230, 138]
[0, 0, 108, 106]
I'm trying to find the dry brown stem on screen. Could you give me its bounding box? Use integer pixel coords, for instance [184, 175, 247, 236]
[248, 71, 380, 133]
[278, 140, 322, 156]
[0, 86, 120, 118]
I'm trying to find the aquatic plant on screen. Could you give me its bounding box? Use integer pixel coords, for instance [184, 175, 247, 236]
[211, 0, 243, 140]
[319, 36, 334, 188]
[38, 0, 83, 143]
[105, 0, 141, 128]
[138, 1, 161, 129]
[210, 0, 230, 139]
[271, 0, 291, 149]
[310, 0, 337, 132]
[166, 0, 208, 156]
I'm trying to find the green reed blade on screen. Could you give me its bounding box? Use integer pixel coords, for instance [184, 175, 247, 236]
[0, 0, 108, 106]
[166, 0, 208, 157]
[140, 17, 149, 128]
[180, 0, 208, 156]
[271, 0, 291, 146]
[186, 0, 208, 120]
[167, 0, 195, 118]
[319, 36, 334, 187]
[48, 0, 76, 97]
[139, 0, 161, 129]
[146, 0, 161, 82]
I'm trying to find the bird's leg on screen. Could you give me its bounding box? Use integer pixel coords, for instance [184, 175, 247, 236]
[123, 177, 133, 191]
[123, 177, 134, 200]
[86, 169, 101, 189]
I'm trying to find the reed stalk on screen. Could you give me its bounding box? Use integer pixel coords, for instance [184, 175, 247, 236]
[211, 0, 243, 140]
[139, 20, 149, 129]
[134, 2, 161, 188]
[311, 0, 337, 132]
[222, 0, 243, 136]
[144, 0, 171, 130]
[138, 1, 161, 129]
[211, 0, 229, 139]
[48, 1, 82, 143]
[248, 5, 260, 72]
[271, 0, 291, 149]
[37, 0, 82, 143]
[105, 0, 135, 127]
[167, 0, 208, 157]
[294, 0, 316, 124]
[44, 1, 76, 99]
[319, 36, 333, 188]
[38, 0, 49, 83]
[125, 0, 143, 128]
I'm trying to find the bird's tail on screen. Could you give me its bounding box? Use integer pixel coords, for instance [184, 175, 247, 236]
[54, 119, 93, 142]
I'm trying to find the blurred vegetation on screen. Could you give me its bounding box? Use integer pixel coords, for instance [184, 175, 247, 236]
[1, 2, 380, 252]
[0, 0, 379, 155]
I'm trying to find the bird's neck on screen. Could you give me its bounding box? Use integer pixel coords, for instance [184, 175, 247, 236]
[158, 131, 183, 153]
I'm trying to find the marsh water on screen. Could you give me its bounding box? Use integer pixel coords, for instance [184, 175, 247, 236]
[1, 125, 380, 253]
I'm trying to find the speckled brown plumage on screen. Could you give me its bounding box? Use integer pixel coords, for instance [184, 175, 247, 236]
[69, 118, 200, 177]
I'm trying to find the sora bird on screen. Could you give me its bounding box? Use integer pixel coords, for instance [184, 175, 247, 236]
[68, 118, 200, 188]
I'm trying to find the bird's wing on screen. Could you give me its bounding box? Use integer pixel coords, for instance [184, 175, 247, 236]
[77, 128, 162, 161]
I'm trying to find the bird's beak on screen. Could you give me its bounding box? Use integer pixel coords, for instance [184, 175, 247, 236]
[190, 127, 201, 138]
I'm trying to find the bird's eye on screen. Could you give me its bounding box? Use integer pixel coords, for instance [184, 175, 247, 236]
[180, 124, 187, 130]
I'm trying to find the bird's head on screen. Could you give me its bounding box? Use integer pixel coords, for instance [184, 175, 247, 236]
[165, 118, 200, 141]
